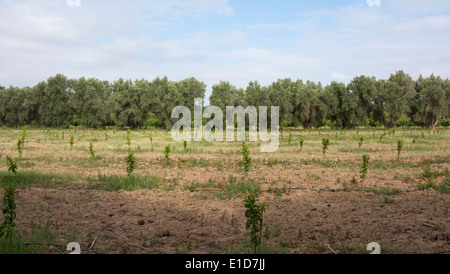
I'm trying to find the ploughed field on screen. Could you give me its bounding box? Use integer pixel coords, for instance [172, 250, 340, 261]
[0, 126, 449, 254]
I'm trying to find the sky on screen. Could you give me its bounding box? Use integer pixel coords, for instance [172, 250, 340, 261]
[1, 0, 450, 102]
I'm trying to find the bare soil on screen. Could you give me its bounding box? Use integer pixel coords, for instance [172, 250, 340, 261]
[0, 128, 449, 254]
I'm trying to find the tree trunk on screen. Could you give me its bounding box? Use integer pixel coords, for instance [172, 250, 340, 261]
[430, 119, 439, 130]
[392, 119, 399, 128]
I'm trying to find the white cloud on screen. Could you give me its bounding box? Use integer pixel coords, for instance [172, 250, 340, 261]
[383, 0, 450, 16]
[0, 0, 449, 93]
[0, 0, 235, 86]
[331, 72, 351, 82]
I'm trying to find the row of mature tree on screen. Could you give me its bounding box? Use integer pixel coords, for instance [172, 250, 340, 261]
[0, 71, 449, 130]
[0, 74, 206, 129]
[210, 71, 450, 130]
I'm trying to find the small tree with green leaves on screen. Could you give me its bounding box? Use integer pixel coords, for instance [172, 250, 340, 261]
[126, 133, 131, 146]
[379, 132, 387, 142]
[244, 190, 267, 254]
[164, 145, 171, 165]
[358, 136, 364, 148]
[69, 135, 74, 149]
[6, 156, 17, 174]
[125, 152, 136, 177]
[89, 141, 95, 159]
[298, 136, 304, 152]
[322, 138, 330, 158]
[0, 181, 20, 253]
[288, 132, 293, 145]
[16, 139, 23, 159]
[360, 154, 370, 181]
[397, 140, 403, 161]
[183, 140, 187, 151]
[240, 142, 252, 174]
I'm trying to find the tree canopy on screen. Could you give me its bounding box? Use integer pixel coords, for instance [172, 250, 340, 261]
[0, 71, 448, 129]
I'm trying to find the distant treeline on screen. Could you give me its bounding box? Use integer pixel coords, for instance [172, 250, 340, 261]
[0, 71, 449, 130]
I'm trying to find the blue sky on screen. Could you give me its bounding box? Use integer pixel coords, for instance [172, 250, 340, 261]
[1, 0, 449, 101]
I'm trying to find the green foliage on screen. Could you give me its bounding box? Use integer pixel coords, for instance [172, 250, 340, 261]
[126, 129, 131, 146]
[360, 155, 370, 180]
[298, 136, 304, 151]
[0, 183, 18, 232]
[418, 170, 450, 193]
[421, 166, 449, 180]
[293, 80, 326, 129]
[0, 181, 20, 253]
[6, 156, 17, 174]
[0, 71, 447, 131]
[366, 112, 378, 127]
[397, 115, 413, 127]
[239, 142, 252, 173]
[210, 81, 245, 126]
[144, 113, 161, 128]
[397, 140, 403, 160]
[244, 190, 267, 254]
[69, 135, 74, 148]
[358, 136, 364, 148]
[71, 117, 82, 127]
[89, 141, 95, 159]
[183, 140, 187, 151]
[16, 139, 23, 159]
[438, 118, 450, 127]
[379, 131, 387, 142]
[322, 138, 330, 157]
[418, 178, 437, 191]
[125, 152, 136, 177]
[438, 177, 450, 194]
[288, 132, 293, 145]
[164, 145, 171, 164]
[37, 74, 73, 128]
[414, 75, 446, 129]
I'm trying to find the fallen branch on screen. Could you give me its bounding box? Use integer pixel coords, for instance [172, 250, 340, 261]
[23, 242, 101, 254]
[89, 236, 98, 250]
